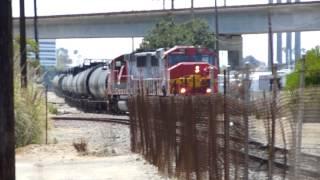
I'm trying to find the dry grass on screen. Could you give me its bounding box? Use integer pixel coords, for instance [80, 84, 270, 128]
[14, 38, 46, 147]
[72, 138, 88, 155]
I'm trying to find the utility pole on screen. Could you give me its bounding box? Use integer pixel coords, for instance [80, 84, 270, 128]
[163, 0, 165, 10]
[214, 0, 220, 68]
[34, 0, 39, 62]
[243, 63, 250, 180]
[20, 0, 27, 88]
[268, 9, 276, 180]
[223, 69, 230, 180]
[191, 0, 194, 18]
[0, 0, 16, 179]
[171, 0, 174, 9]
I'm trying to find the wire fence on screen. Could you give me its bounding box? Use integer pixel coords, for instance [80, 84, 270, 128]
[128, 65, 320, 180]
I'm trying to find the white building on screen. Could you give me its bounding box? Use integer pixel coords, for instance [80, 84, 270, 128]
[38, 39, 56, 67]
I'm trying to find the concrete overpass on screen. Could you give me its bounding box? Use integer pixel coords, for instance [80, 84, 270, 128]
[13, 1, 320, 68]
[13, 1, 320, 38]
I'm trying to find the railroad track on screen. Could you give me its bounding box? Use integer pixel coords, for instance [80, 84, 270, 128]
[246, 141, 320, 178]
[51, 113, 320, 178]
[51, 114, 130, 125]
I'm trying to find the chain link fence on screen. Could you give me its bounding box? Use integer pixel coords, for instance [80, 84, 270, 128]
[128, 66, 320, 180]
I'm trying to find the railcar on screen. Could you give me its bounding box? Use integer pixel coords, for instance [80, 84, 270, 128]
[126, 46, 218, 96]
[52, 46, 219, 114]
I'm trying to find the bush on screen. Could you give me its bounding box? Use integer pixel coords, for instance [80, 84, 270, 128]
[14, 82, 45, 147]
[48, 103, 58, 115]
[14, 37, 45, 147]
[285, 46, 320, 90]
[73, 138, 88, 155]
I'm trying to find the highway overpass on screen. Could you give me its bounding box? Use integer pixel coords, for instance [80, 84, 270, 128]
[13, 1, 320, 39]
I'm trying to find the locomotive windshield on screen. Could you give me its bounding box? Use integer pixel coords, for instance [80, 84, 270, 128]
[151, 56, 159, 66]
[168, 54, 214, 67]
[136, 56, 147, 67]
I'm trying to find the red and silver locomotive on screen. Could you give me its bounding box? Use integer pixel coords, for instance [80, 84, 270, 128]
[52, 46, 218, 113]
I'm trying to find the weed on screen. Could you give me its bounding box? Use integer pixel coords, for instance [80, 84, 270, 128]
[73, 138, 88, 155]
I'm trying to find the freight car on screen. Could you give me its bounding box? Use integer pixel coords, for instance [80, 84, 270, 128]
[52, 46, 218, 114]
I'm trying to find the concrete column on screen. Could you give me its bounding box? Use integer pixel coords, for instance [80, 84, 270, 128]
[219, 35, 242, 70]
[286, 32, 292, 67]
[295, 32, 301, 61]
[276, 1, 282, 65]
[285, 0, 293, 67]
[131, 37, 135, 52]
[268, 33, 273, 68]
[277, 33, 282, 64]
[268, 0, 274, 68]
[295, 0, 301, 62]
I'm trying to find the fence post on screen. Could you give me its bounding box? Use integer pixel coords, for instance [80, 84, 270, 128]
[45, 85, 48, 144]
[293, 55, 305, 179]
[223, 69, 230, 180]
[243, 64, 250, 180]
[268, 63, 278, 180]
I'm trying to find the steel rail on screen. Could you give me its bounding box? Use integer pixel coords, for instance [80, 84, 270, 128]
[51, 116, 130, 125]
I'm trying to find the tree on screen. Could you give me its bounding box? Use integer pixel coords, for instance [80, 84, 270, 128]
[56, 48, 72, 70]
[14, 37, 40, 81]
[286, 46, 320, 90]
[140, 17, 215, 50]
[0, 0, 15, 179]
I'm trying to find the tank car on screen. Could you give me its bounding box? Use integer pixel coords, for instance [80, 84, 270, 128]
[53, 46, 219, 114]
[53, 61, 111, 112]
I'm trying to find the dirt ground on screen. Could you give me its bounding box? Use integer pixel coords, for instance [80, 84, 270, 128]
[16, 92, 173, 180]
[15, 92, 320, 180]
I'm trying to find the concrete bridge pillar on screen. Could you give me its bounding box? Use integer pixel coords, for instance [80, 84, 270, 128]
[218, 34, 242, 69]
[286, 32, 292, 67]
[295, 32, 301, 61]
[273, 0, 302, 67]
[277, 33, 282, 65]
[276, 0, 282, 65]
[294, 0, 302, 62]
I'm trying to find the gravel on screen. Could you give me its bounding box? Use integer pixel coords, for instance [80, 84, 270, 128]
[16, 92, 174, 180]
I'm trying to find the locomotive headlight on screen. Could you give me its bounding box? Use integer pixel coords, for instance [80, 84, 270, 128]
[180, 88, 186, 94]
[206, 88, 212, 93]
[195, 65, 200, 73]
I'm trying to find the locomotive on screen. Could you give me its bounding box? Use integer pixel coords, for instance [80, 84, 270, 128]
[52, 46, 219, 113]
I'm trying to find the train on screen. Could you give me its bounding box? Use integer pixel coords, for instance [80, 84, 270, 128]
[52, 46, 219, 114]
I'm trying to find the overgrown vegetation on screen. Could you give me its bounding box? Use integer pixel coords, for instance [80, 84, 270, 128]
[73, 138, 88, 155]
[48, 103, 58, 115]
[286, 46, 320, 90]
[140, 17, 215, 50]
[14, 37, 45, 147]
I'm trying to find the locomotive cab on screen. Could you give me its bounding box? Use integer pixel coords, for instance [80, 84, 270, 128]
[162, 46, 218, 95]
[126, 51, 164, 95]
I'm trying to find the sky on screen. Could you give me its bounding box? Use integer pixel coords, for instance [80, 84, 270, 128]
[11, 0, 320, 66]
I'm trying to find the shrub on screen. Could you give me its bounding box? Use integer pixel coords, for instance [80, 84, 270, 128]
[285, 46, 320, 90]
[14, 38, 45, 147]
[73, 138, 88, 155]
[48, 103, 58, 115]
[14, 82, 45, 147]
